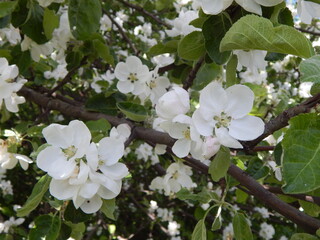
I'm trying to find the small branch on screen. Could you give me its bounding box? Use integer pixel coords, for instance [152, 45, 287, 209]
[183, 57, 205, 90]
[264, 185, 320, 206]
[46, 57, 87, 96]
[158, 63, 176, 74]
[296, 28, 320, 37]
[117, 0, 170, 28]
[244, 93, 320, 148]
[104, 10, 139, 55]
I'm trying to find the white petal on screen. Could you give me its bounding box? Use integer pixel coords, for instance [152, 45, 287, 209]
[225, 84, 254, 119]
[50, 179, 79, 200]
[177, 174, 193, 188]
[215, 127, 243, 149]
[80, 195, 102, 214]
[235, 0, 262, 15]
[100, 163, 128, 179]
[254, 0, 283, 7]
[192, 109, 214, 136]
[228, 115, 265, 141]
[172, 139, 191, 158]
[201, 0, 233, 15]
[42, 124, 71, 148]
[79, 181, 100, 199]
[114, 62, 130, 81]
[98, 186, 119, 199]
[117, 80, 134, 93]
[98, 137, 124, 165]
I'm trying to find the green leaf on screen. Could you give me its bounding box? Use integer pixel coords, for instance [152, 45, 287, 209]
[300, 55, 320, 84]
[64, 202, 92, 224]
[193, 63, 221, 91]
[192, 219, 206, 240]
[17, 175, 51, 217]
[101, 199, 116, 220]
[0, 1, 17, 18]
[29, 215, 61, 240]
[226, 54, 238, 87]
[65, 222, 85, 240]
[305, 0, 320, 4]
[178, 31, 206, 61]
[202, 13, 232, 65]
[21, 3, 48, 44]
[246, 157, 270, 180]
[85, 119, 111, 133]
[282, 113, 320, 193]
[232, 213, 253, 240]
[211, 206, 222, 231]
[117, 102, 148, 122]
[68, 0, 102, 40]
[85, 94, 118, 115]
[290, 233, 318, 240]
[176, 188, 218, 204]
[311, 82, 320, 96]
[92, 39, 114, 65]
[298, 200, 320, 217]
[148, 40, 178, 56]
[43, 9, 59, 40]
[209, 146, 230, 182]
[220, 15, 314, 58]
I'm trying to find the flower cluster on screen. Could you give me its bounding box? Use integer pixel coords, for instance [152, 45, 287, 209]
[36, 120, 130, 213]
[0, 58, 27, 113]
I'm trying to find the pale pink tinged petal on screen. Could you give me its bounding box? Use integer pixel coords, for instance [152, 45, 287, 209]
[100, 163, 129, 180]
[98, 137, 124, 165]
[215, 127, 243, 149]
[42, 124, 70, 148]
[36, 146, 64, 172]
[80, 195, 103, 214]
[235, 0, 262, 15]
[117, 80, 134, 93]
[228, 115, 265, 141]
[200, 82, 228, 115]
[254, 0, 283, 7]
[114, 62, 130, 81]
[172, 139, 191, 158]
[49, 179, 79, 200]
[225, 84, 254, 119]
[192, 109, 214, 136]
[79, 181, 100, 199]
[98, 186, 119, 199]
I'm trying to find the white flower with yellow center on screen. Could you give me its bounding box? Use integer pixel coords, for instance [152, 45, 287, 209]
[192, 82, 264, 148]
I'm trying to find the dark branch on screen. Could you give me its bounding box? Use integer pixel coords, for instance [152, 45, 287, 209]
[296, 28, 320, 37]
[117, 0, 171, 28]
[183, 57, 205, 90]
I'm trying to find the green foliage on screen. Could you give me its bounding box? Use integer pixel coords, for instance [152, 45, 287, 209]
[290, 233, 318, 240]
[202, 13, 232, 65]
[43, 9, 59, 40]
[0, 1, 17, 18]
[178, 31, 206, 60]
[64, 202, 92, 224]
[29, 215, 61, 240]
[117, 102, 148, 122]
[283, 113, 320, 193]
[220, 15, 314, 58]
[68, 0, 102, 40]
[192, 219, 206, 240]
[192, 63, 221, 90]
[232, 212, 253, 240]
[209, 146, 230, 182]
[17, 175, 51, 217]
[148, 40, 178, 55]
[101, 199, 116, 220]
[300, 55, 320, 83]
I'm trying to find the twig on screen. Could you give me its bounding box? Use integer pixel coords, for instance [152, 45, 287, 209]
[103, 10, 139, 55]
[183, 57, 205, 90]
[117, 0, 170, 28]
[295, 28, 320, 37]
[46, 57, 87, 96]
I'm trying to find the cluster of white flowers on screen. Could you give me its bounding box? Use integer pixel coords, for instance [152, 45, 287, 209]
[0, 180, 13, 195]
[115, 56, 171, 105]
[0, 217, 24, 234]
[135, 143, 163, 165]
[150, 161, 195, 196]
[0, 58, 27, 113]
[36, 120, 131, 213]
[223, 222, 234, 240]
[0, 24, 21, 46]
[254, 206, 270, 219]
[259, 222, 275, 240]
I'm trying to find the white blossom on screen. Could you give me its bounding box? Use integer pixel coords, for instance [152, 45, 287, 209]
[254, 206, 270, 218]
[0, 24, 21, 45]
[223, 223, 234, 240]
[0, 217, 24, 234]
[259, 222, 275, 240]
[166, 10, 200, 37]
[192, 82, 265, 148]
[21, 36, 53, 62]
[37, 0, 63, 7]
[234, 50, 268, 75]
[297, 0, 320, 24]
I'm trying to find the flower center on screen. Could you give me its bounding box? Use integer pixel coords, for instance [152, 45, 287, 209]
[183, 128, 191, 140]
[172, 171, 179, 180]
[5, 79, 14, 83]
[148, 80, 157, 89]
[213, 112, 232, 128]
[127, 73, 138, 83]
[62, 145, 77, 159]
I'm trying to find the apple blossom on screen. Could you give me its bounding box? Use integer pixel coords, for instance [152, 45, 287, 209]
[297, 0, 320, 24]
[115, 56, 151, 95]
[234, 50, 268, 74]
[21, 36, 53, 62]
[192, 82, 265, 148]
[0, 24, 21, 46]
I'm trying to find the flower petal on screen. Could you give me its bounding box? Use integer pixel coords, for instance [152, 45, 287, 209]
[80, 195, 102, 214]
[79, 181, 100, 199]
[225, 84, 254, 119]
[235, 0, 262, 15]
[215, 127, 243, 149]
[172, 139, 191, 158]
[98, 137, 124, 166]
[50, 179, 79, 200]
[228, 115, 265, 141]
[99, 163, 129, 180]
[192, 109, 214, 136]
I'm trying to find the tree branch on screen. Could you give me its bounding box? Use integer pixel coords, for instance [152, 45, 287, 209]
[183, 57, 205, 90]
[17, 86, 320, 233]
[116, 0, 171, 28]
[296, 27, 320, 37]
